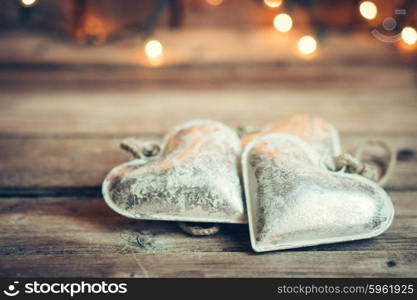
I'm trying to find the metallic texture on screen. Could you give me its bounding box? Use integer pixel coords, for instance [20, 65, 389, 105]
[242, 132, 394, 252]
[102, 120, 246, 223]
[242, 114, 341, 165]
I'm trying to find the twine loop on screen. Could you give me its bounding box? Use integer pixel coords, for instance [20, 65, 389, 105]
[236, 125, 260, 138]
[333, 140, 396, 187]
[177, 222, 221, 236]
[120, 138, 160, 159]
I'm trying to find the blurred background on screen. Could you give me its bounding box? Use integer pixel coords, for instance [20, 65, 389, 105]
[0, 0, 416, 127]
[1, 0, 416, 89]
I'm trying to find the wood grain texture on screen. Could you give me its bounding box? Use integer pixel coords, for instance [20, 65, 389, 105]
[0, 64, 412, 91]
[0, 191, 415, 258]
[1, 87, 416, 135]
[1, 251, 416, 277]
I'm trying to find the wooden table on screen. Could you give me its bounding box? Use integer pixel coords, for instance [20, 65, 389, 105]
[0, 31, 416, 277]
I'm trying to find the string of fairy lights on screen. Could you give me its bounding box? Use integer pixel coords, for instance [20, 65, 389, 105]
[144, 0, 417, 65]
[359, 1, 417, 45]
[16, 0, 417, 66]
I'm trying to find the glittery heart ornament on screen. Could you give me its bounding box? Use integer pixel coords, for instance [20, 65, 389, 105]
[102, 120, 246, 223]
[242, 132, 394, 252]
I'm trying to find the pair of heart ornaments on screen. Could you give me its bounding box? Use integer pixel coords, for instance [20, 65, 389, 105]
[102, 115, 394, 252]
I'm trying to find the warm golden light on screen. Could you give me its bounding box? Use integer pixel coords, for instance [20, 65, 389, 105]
[206, 0, 223, 6]
[273, 13, 293, 33]
[145, 39, 163, 66]
[145, 40, 163, 59]
[401, 26, 417, 45]
[264, 0, 282, 8]
[297, 35, 317, 55]
[359, 1, 377, 20]
[20, 0, 37, 7]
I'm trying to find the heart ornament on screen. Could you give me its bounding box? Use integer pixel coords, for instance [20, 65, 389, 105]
[102, 120, 246, 223]
[242, 119, 394, 252]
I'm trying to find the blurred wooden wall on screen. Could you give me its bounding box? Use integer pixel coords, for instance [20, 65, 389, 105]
[0, 0, 415, 37]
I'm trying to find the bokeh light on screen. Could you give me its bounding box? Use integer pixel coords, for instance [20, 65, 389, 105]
[20, 0, 37, 7]
[359, 1, 377, 20]
[206, 0, 223, 6]
[297, 35, 317, 55]
[273, 13, 293, 33]
[145, 40, 163, 59]
[145, 39, 163, 66]
[264, 0, 282, 8]
[401, 26, 417, 45]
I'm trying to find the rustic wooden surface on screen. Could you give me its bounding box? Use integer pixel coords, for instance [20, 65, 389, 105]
[0, 31, 416, 277]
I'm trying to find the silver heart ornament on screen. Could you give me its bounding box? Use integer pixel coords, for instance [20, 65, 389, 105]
[102, 120, 246, 223]
[242, 133, 394, 252]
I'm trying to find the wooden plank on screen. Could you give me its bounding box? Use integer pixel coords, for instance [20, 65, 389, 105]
[0, 133, 416, 192]
[1, 251, 416, 277]
[0, 191, 415, 256]
[0, 64, 412, 91]
[0, 30, 398, 68]
[0, 85, 416, 135]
